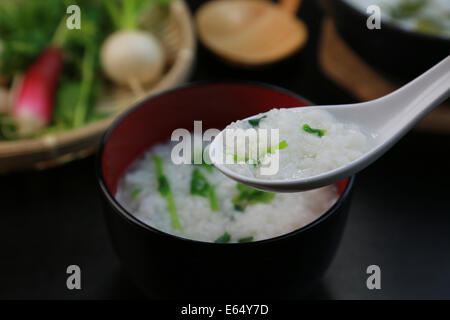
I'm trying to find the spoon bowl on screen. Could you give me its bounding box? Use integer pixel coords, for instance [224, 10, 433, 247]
[210, 55, 450, 192]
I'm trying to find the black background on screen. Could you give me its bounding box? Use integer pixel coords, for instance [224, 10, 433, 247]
[1, 0, 449, 299]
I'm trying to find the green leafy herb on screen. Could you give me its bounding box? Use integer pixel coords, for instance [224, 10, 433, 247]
[104, 0, 171, 30]
[0, 114, 17, 140]
[248, 115, 267, 128]
[130, 187, 141, 199]
[153, 155, 181, 229]
[303, 124, 326, 137]
[232, 183, 275, 211]
[0, 1, 113, 140]
[208, 188, 218, 211]
[389, 0, 427, 19]
[416, 19, 445, 35]
[190, 169, 218, 211]
[215, 232, 231, 243]
[53, 81, 81, 126]
[0, 1, 65, 76]
[72, 42, 97, 128]
[190, 169, 208, 196]
[238, 236, 254, 243]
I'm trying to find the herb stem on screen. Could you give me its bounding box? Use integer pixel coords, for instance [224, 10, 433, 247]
[209, 187, 218, 211]
[73, 43, 95, 127]
[190, 168, 218, 211]
[51, 17, 69, 47]
[232, 183, 275, 211]
[104, 0, 122, 30]
[153, 155, 181, 229]
[167, 192, 181, 230]
[123, 0, 138, 29]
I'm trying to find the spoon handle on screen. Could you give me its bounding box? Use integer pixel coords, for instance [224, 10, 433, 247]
[375, 55, 450, 137]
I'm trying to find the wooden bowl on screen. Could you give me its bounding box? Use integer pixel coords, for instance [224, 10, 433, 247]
[0, 0, 196, 174]
[195, 0, 308, 67]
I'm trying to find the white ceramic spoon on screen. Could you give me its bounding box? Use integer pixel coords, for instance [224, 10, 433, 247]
[209, 55, 450, 192]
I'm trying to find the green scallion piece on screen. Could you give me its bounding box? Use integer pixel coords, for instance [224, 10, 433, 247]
[232, 183, 275, 211]
[130, 187, 140, 199]
[303, 124, 326, 137]
[215, 232, 231, 243]
[248, 115, 267, 127]
[238, 236, 254, 243]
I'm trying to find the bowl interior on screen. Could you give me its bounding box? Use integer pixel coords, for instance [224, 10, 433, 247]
[100, 82, 349, 197]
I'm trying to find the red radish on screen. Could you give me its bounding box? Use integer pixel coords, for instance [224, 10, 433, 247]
[12, 47, 63, 136]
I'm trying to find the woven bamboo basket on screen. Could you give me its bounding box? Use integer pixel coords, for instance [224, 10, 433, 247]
[0, 0, 196, 174]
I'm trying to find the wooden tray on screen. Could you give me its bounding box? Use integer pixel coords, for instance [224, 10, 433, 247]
[0, 0, 196, 174]
[319, 18, 450, 134]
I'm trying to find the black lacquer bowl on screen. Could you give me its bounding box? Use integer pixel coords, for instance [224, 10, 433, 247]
[322, 0, 450, 79]
[97, 82, 355, 298]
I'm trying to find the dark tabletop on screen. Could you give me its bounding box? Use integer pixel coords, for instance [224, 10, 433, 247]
[1, 0, 449, 300]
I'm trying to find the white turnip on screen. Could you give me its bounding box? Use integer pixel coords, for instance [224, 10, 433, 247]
[100, 30, 165, 87]
[101, 0, 168, 91]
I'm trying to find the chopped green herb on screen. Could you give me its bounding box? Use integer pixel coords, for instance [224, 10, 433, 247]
[250, 140, 288, 168]
[157, 175, 170, 196]
[268, 140, 288, 154]
[229, 152, 250, 164]
[229, 140, 287, 168]
[191, 169, 209, 196]
[209, 187, 218, 211]
[0, 115, 18, 140]
[238, 236, 254, 243]
[232, 183, 275, 211]
[166, 193, 178, 228]
[416, 18, 445, 35]
[215, 232, 231, 243]
[303, 124, 326, 137]
[248, 115, 267, 127]
[153, 155, 181, 229]
[201, 162, 214, 173]
[153, 155, 164, 174]
[194, 146, 214, 172]
[389, 0, 427, 19]
[277, 140, 288, 150]
[190, 169, 218, 211]
[130, 187, 141, 199]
